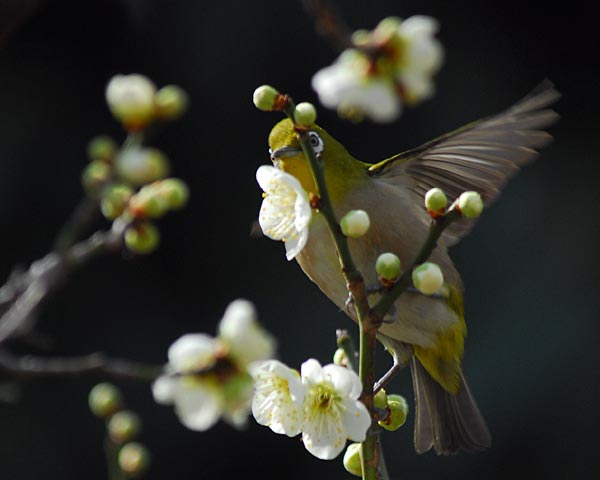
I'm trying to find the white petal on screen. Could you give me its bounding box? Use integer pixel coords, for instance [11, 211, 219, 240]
[399, 15, 439, 37]
[302, 412, 347, 460]
[322, 364, 362, 399]
[301, 358, 324, 385]
[152, 375, 177, 405]
[173, 383, 223, 431]
[167, 334, 218, 371]
[341, 399, 371, 442]
[284, 227, 308, 261]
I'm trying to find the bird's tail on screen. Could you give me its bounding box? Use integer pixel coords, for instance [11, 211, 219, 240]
[410, 357, 491, 455]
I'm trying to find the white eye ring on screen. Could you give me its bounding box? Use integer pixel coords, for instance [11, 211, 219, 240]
[308, 131, 324, 154]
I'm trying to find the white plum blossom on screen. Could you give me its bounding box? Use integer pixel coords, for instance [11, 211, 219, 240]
[311, 15, 443, 122]
[218, 299, 276, 365]
[105, 74, 157, 126]
[152, 300, 276, 431]
[249, 360, 305, 436]
[250, 358, 371, 460]
[256, 165, 312, 260]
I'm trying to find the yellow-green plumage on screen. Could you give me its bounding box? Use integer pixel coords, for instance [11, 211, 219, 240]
[266, 83, 559, 455]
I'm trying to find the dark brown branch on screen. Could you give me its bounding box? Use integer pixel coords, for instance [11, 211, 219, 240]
[302, 0, 353, 51]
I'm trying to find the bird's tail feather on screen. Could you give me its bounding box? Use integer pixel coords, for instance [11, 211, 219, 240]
[410, 357, 491, 455]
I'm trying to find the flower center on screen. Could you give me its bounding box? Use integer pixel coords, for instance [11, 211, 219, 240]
[308, 383, 340, 413]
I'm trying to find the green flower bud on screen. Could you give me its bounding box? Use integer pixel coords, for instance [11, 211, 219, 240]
[106, 74, 157, 129]
[88, 383, 123, 418]
[374, 16, 402, 42]
[154, 85, 189, 121]
[101, 184, 134, 220]
[425, 187, 447, 215]
[82, 160, 112, 193]
[125, 222, 160, 254]
[333, 347, 348, 367]
[128, 186, 169, 219]
[374, 388, 388, 410]
[116, 148, 170, 186]
[87, 135, 118, 162]
[343, 443, 363, 477]
[375, 252, 401, 283]
[378, 394, 408, 431]
[457, 191, 483, 218]
[340, 210, 370, 238]
[108, 410, 141, 445]
[294, 102, 317, 127]
[412, 262, 444, 295]
[118, 442, 151, 477]
[156, 178, 190, 210]
[253, 85, 279, 111]
[351, 29, 370, 46]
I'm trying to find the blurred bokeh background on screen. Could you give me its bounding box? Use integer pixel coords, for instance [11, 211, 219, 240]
[0, 0, 597, 478]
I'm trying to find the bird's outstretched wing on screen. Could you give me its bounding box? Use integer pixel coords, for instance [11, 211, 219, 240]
[368, 81, 560, 246]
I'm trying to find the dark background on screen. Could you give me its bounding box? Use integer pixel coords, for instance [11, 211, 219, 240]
[0, 0, 598, 479]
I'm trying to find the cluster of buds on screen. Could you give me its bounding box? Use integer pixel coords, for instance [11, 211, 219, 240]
[88, 383, 150, 477]
[105, 74, 188, 130]
[424, 187, 484, 220]
[152, 300, 276, 432]
[253, 85, 318, 129]
[82, 74, 191, 255]
[312, 16, 444, 122]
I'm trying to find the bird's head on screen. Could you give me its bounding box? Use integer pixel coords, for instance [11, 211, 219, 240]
[267, 119, 366, 203]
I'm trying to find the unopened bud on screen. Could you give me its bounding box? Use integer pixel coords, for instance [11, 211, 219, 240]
[343, 443, 363, 477]
[375, 252, 401, 284]
[118, 442, 151, 477]
[378, 393, 408, 431]
[87, 136, 117, 162]
[333, 347, 348, 367]
[294, 102, 317, 127]
[116, 148, 170, 186]
[101, 184, 134, 220]
[340, 210, 370, 238]
[457, 191, 483, 218]
[425, 187, 447, 216]
[106, 74, 156, 129]
[88, 383, 123, 418]
[412, 262, 443, 295]
[156, 178, 189, 210]
[154, 85, 189, 121]
[82, 161, 112, 193]
[374, 388, 388, 410]
[128, 186, 169, 219]
[125, 222, 160, 254]
[108, 410, 141, 445]
[253, 85, 280, 111]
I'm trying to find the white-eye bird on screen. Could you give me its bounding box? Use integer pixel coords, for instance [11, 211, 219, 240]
[266, 83, 560, 455]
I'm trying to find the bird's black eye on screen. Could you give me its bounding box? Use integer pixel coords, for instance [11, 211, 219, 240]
[308, 131, 324, 154]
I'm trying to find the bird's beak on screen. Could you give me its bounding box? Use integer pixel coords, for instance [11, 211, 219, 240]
[270, 146, 302, 162]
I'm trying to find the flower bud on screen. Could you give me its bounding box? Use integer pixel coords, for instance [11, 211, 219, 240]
[293, 102, 317, 127]
[343, 443, 363, 477]
[425, 187, 447, 216]
[457, 191, 483, 218]
[128, 186, 169, 219]
[82, 161, 112, 193]
[156, 178, 190, 210]
[101, 184, 134, 220]
[378, 394, 408, 431]
[253, 85, 280, 111]
[412, 262, 443, 295]
[333, 347, 348, 367]
[340, 210, 370, 238]
[116, 148, 170, 186]
[375, 252, 401, 284]
[106, 74, 157, 129]
[118, 442, 151, 477]
[88, 383, 123, 418]
[374, 388, 388, 410]
[108, 410, 141, 445]
[154, 85, 189, 121]
[87, 135, 117, 162]
[125, 222, 160, 254]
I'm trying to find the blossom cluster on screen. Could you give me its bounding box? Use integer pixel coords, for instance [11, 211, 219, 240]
[152, 300, 276, 431]
[312, 16, 443, 122]
[250, 358, 371, 460]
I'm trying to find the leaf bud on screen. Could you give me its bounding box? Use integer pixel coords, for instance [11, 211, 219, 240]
[340, 210, 370, 238]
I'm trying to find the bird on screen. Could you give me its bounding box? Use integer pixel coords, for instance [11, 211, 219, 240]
[265, 82, 560, 455]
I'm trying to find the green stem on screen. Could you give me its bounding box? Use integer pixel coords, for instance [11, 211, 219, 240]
[282, 99, 380, 480]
